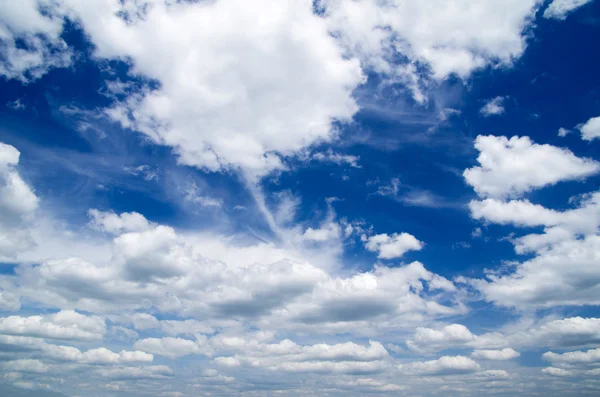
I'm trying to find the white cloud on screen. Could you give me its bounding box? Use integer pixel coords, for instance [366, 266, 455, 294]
[464, 135, 600, 198]
[0, 310, 105, 341]
[471, 348, 520, 361]
[578, 116, 600, 141]
[95, 365, 173, 380]
[310, 150, 361, 168]
[364, 232, 423, 259]
[1, 359, 48, 374]
[88, 209, 153, 234]
[543, 348, 600, 365]
[407, 324, 475, 352]
[54, 0, 364, 177]
[558, 127, 571, 137]
[542, 367, 574, 377]
[322, 0, 541, 101]
[480, 96, 506, 117]
[399, 356, 480, 376]
[0, 142, 38, 258]
[134, 337, 208, 359]
[544, 0, 595, 20]
[0, 0, 71, 81]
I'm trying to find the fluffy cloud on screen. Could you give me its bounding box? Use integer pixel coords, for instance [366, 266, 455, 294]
[213, 339, 389, 374]
[1, 359, 48, 374]
[134, 337, 208, 359]
[471, 348, 520, 361]
[480, 96, 506, 117]
[88, 209, 153, 234]
[399, 355, 480, 376]
[0, 310, 105, 341]
[543, 0, 595, 20]
[322, 0, 540, 102]
[578, 116, 600, 141]
[543, 348, 600, 365]
[464, 135, 600, 198]
[407, 324, 475, 352]
[363, 232, 423, 259]
[52, 0, 364, 177]
[0, 142, 38, 258]
[0, 0, 71, 81]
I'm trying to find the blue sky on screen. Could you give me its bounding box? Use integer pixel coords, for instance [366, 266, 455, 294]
[1, 0, 600, 396]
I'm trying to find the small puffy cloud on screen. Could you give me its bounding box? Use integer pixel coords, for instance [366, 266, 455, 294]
[88, 209, 153, 235]
[480, 96, 506, 117]
[543, 348, 600, 365]
[134, 337, 208, 359]
[407, 324, 475, 352]
[364, 232, 423, 259]
[464, 135, 600, 198]
[542, 367, 574, 377]
[399, 356, 480, 376]
[1, 359, 48, 374]
[578, 116, 600, 141]
[476, 369, 511, 379]
[471, 348, 520, 361]
[544, 0, 595, 20]
[0, 310, 105, 341]
[558, 127, 571, 137]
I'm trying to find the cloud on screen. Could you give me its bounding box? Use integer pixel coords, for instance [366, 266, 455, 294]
[480, 96, 506, 117]
[558, 127, 571, 137]
[310, 150, 361, 168]
[88, 209, 154, 234]
[213, 339, 389, 374]
[134, 337, 209, 359]
[0, 142, 38, 258]
[0, 0, 71, 81]
[407, 324, 476, 352]
[399, 355, 480, 376]
[543, 348, 600, 365]
[543, 0, 595, 20]
[53, 0, 364, 178]
[464, 135, 600, 198]
[578, 116, 600, 141]
[322, 0, 541, 101]
[1, 359, 48, 374]
[471, 348, 520, 360]
[0, 310, 105, 341]
[95, 365, 173, 380]
[363, 232, 423, 259]
[542, 367, 574, 377]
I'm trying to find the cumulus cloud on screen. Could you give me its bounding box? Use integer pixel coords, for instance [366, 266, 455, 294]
[480, 96, 506, 117]
[363, 232, 423, 259]
[471, 348, 520, 361]
[0, 0, 71, 81]
[544, 0, 595, 20]
[134, 336, 209, 359]
[88, 209, 154, 234]
[0, 142, 38, 258]
[51, 0, 364, 177]
[399, 356, 480, 376]
[464, 135, 600, 199]
[322, 0, 540, 101]
[578, 116, 600, 141]
[407, 324, 475, 352]
[0, 310, 105, 341]
[543, 348, 600, 365]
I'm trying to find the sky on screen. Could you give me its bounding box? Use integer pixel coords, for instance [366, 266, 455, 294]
[0, 0, 600, 396]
